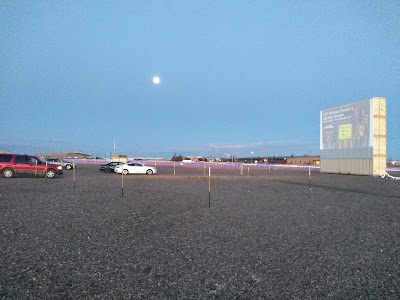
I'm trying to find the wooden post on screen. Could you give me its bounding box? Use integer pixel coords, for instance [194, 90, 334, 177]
[73, 164, 76, 189]
[45, 161, 48, 182]
[208, 167, 211, 207]
[121, 167, 124, 197]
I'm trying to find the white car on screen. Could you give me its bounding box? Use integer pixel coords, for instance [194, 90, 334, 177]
[114, 162, 157, 175]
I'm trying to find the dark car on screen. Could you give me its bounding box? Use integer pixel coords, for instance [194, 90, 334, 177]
[99, 161, 123, 173]
[0, 154, 63, 178]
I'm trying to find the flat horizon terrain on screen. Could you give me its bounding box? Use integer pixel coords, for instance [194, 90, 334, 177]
[1, 164, 400, 299]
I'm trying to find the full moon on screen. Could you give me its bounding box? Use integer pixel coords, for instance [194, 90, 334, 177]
[152, 76, 160, 84]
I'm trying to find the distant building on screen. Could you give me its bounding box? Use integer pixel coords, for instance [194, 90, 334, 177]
[41, 152, 91, 159]
[234, 155, 320, 165]
[111, 154, 128, 162]
[287, 155, 320, 165]
[65, 152, 91, 159]
[182, 156, 206, 162]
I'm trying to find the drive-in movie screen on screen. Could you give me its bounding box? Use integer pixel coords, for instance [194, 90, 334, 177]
[320, 99, 372, 158]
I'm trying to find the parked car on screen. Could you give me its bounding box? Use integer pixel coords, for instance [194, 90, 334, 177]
[0, 154, 63, 178]
[99, 161, 123, 173]
[114, 162, 157, 175]
[45, 158, 75, 170]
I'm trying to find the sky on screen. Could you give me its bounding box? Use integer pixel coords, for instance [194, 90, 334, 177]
[1, 0, 399, 159]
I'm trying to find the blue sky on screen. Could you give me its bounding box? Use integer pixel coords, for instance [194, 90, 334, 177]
[1, 1, 399, 159]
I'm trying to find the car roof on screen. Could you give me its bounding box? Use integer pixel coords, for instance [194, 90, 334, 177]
[5, 154, 37, 157]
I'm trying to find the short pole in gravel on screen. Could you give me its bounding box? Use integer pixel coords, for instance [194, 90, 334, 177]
[203, 164, 206, 181]
[208, 167, 211, 207]
[174, 164, 176, 175]
[308, 166, 311, 188]
[121, 169, 124, 197]
[45, 161, 48, 183]
[35, 160, 38, 177]
[73, 165, 76, 189]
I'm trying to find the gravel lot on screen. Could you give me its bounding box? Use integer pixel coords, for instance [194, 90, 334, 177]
[1, 163, 400, 299]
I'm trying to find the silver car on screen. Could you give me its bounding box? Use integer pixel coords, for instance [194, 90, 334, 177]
[45, 158, 75, 170]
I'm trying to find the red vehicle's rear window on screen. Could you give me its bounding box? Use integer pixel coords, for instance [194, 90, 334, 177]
[0, 154, 13, 162]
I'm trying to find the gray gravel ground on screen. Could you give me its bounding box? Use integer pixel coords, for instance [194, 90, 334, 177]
[1, 163, 400, 299]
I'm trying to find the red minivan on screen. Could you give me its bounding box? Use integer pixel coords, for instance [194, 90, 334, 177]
[0, 154, 63, 178]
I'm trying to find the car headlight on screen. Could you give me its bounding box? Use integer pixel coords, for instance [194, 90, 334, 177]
[57, 166, 62, 170]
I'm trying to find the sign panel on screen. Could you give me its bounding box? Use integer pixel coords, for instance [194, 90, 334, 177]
[320, 99, 372, 158]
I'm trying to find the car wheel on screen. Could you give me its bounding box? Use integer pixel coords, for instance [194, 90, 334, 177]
[146, 169, 153, 175]
[65, 164, 73, 170]
[2, 168, 14, 178]
[122, 169, 129, 175]
[46, 169, 56, 178]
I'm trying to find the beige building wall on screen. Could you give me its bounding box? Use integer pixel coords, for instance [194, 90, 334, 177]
[321, 158, 373, 175]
